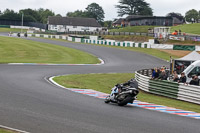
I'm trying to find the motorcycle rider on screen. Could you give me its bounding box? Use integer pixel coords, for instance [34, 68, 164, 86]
[123, 78, 138, 88]
[109, 79, 138, 101]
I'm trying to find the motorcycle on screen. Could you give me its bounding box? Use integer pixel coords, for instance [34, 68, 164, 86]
[105, 80, 139, 106]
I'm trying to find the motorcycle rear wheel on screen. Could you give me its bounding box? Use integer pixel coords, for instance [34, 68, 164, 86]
[117, 96, 133, 106]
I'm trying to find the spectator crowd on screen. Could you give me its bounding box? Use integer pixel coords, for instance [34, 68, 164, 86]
[151, 67, 200, 86]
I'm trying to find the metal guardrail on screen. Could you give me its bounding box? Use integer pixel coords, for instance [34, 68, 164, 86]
[135, 69, 200, 105]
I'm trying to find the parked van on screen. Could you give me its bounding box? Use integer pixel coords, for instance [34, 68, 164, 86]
[182, 60, 200, 82]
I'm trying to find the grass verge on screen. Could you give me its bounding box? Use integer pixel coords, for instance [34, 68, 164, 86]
[0, 128, 16, 133]
[53, 73, 200, 113]
[0, 36, 100, 64]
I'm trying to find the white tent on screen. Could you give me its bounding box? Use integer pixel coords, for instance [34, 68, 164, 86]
[176, 51, 200, 61]
[173, 51, 200, 74]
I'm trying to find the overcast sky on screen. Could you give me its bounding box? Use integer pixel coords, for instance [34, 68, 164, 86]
[1, 0, 200, 20]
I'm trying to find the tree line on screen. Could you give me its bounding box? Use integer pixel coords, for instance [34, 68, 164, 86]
[0, 0, 200, 26]
[0, 8, 55, 24]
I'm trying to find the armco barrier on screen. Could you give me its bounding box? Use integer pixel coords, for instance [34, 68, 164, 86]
[149, 80, 179, 99]
[178, 84, 200, 104]
[135, 69, 200, 105]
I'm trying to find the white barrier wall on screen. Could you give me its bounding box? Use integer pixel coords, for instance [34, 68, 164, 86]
[35, 34, 40, 37]
[75, 38, 82, 42]
[62, 36, 67, 40]
[151, 44, 173, 50]
[44, 35, 49, 38]
[68, 37, 73, 41]
[55, 35, 60, 39]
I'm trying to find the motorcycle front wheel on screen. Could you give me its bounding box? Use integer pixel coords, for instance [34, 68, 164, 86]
[104, 96, 110, 104]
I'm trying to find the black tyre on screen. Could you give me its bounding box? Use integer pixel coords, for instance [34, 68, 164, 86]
[117, 96, 133, 106]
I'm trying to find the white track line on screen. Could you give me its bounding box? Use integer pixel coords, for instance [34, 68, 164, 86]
[0, 125, 30, 133]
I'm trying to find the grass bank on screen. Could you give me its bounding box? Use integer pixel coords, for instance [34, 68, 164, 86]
[102, 35, 153, 42]
[53, 73, 200, 113]
[171, 23, 200, 35]
[0, 36, 99, 64]
[109, 26, 156, 33]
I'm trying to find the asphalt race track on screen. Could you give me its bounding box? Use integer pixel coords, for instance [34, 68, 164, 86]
[0, 35, 200, 133]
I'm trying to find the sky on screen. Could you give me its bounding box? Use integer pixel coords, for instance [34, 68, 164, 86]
[1, 0, 200, 20]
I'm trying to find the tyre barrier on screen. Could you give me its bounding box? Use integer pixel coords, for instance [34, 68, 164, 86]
[135, 69, 200, 105]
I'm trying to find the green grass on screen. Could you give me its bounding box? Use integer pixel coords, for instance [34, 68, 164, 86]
[0, 36, 100, 64]
[171, 23, 200, 35]
[0, 28, 27, 32]
[109, 26, 157, 33]
[0, 128, 15, 133]
[53, 73, 200, 113]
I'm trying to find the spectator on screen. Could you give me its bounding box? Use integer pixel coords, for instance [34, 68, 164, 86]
[173, 70, 179, 82]
[189, 75, 199, 86]
[179, 29, 182, 35]
[151, 68, 156, 79]
[178, 72, 187, 83]
[158, 70, 168, 80]
[154, 68, 160, 79]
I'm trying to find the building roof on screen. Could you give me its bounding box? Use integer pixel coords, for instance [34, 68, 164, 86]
[112, 18, 125, 25]
[173, 17, 184, 24]
[126, 15, 149, 21]
[126, 15, 173, 21]
[48, 16, 102, 27]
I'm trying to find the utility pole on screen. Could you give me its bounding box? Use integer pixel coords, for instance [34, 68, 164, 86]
[21, 12, 24, 33]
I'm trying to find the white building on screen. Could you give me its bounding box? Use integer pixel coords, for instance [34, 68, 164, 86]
[48, 16, 102, 32]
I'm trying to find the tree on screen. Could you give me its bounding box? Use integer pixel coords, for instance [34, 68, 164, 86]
[56, 14, 62, 17]
[185, 9, 199, 22]
[66, 10, 88, 18]
[116, 0, 153, 17]
[166, 12, 184, 21]
[0, 9, 20, 20]
[85, 3, 105, 23]
[38, 8, 55, 23]
[167, 12, 184, 20]
[103, 21, 112, 28]
[19, 8, 40, 22]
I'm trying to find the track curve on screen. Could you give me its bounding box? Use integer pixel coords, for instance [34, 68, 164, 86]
[0, 36, 199, 133]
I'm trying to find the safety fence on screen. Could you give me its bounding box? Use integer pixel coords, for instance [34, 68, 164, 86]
[10, 33, 200, 51]
[0, 20, 47, 29]
[135, 69, 200, 104]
